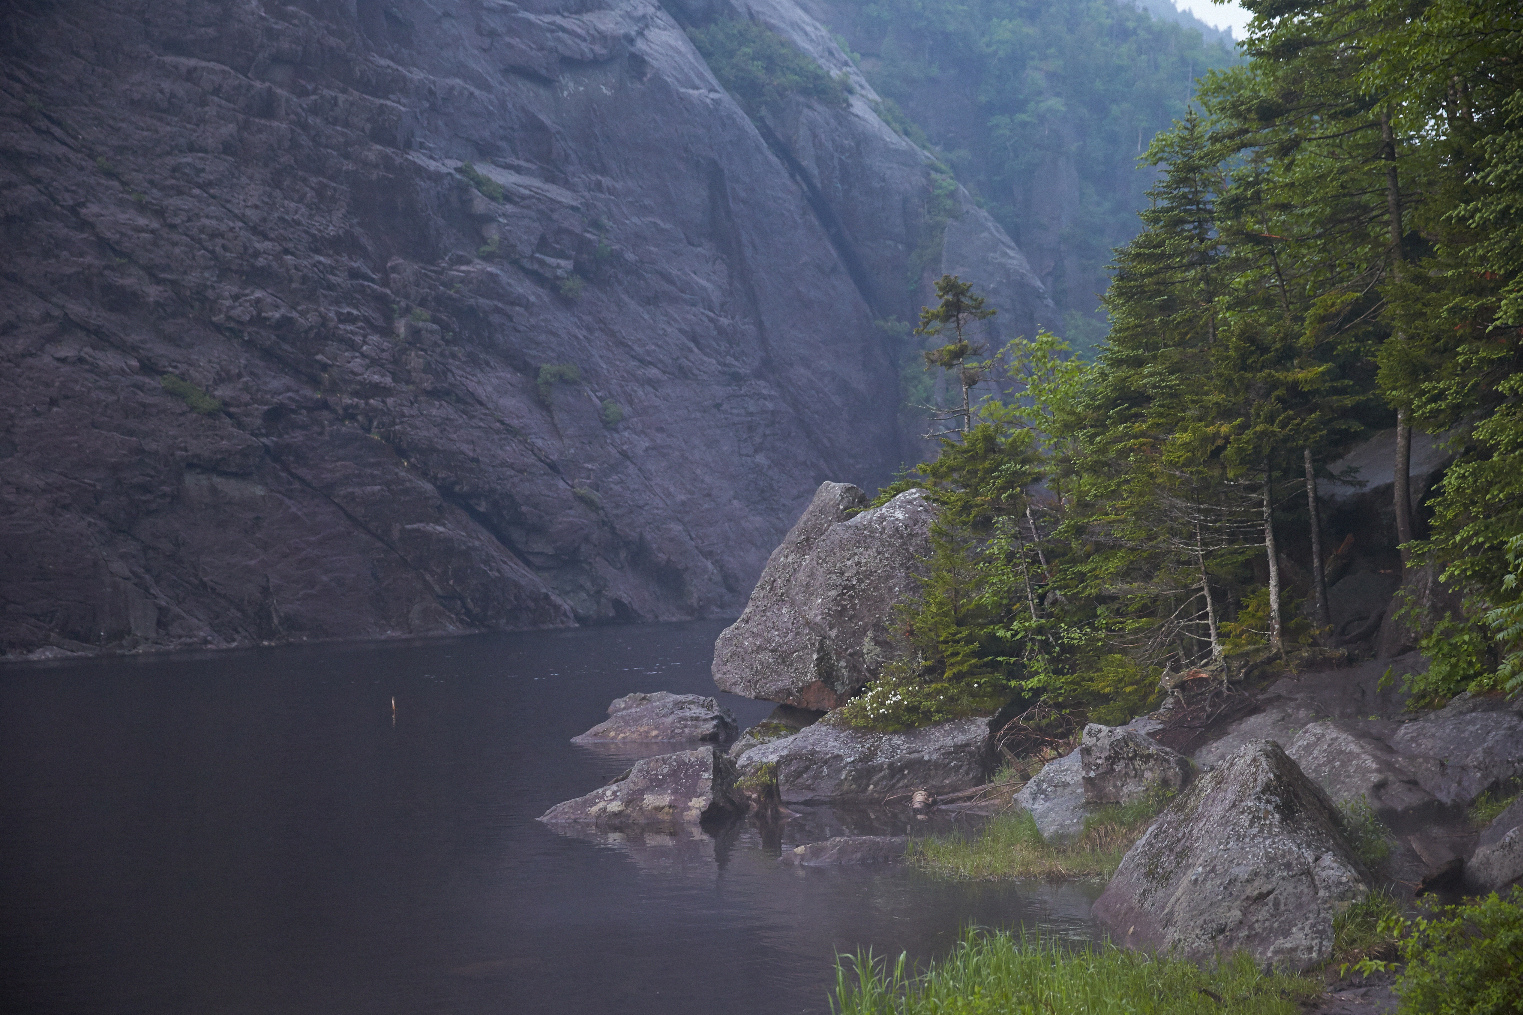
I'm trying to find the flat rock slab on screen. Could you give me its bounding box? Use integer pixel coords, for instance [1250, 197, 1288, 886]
[1094, 740, 1367, 972]
[1080, 722, 1192, 806]
[572, 691, 738, 746]
[736, 717, 991, 804]
[537, 747, 742, 831]
[712, 484, 937, 709]
[780, 835, 907, 865]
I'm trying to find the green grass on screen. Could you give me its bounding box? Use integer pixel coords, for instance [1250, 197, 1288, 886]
[1469, 782, 1519, 827]
[1331, 891, 1401, 973]
[1337, 799, 1393, 870]
[909, 793, 1166, 881]
[834, 931, 1321, 1015]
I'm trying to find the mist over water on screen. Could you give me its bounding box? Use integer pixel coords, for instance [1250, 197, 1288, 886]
[2, 622, 1099, 1015]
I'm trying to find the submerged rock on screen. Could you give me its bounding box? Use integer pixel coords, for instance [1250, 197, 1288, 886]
[736, 716, 991, 804]
[1080, 723, 1192, 806]
[1094, 740, 1368, 972]
[712, 484, 938, 710]
[537, 747, 743, 831]
[572, 692, 738, 746]
[780, 835, 907, 865]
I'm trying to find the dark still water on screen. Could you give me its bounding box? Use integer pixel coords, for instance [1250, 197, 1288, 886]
[1, 621, 1099, 1015]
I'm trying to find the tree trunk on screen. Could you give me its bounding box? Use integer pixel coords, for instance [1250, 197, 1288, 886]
[1395, 406, 1413, 562]
[1381, 108, 1404, 270]
[1305, 448, 1331, 630]
[1264, 467, 1283, 653]
[1195, 519, 1223, 662]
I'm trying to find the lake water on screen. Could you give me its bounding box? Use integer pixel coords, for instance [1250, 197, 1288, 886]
[1, 620, 1100, 1015]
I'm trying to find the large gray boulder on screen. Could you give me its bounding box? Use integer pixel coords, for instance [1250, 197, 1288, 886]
[1286, 721, 1443, 828]
[1080, 722, 1192, 806]
[1467, 798, 1523, 894]
[537, 747, 743, 831]
[1387, 694, 1523, 806]
[1014, 750, 1088, 843]
[571, 692, 738, 746]
[735, 716, 991, 804]
[1094, 740, 1368, 972]
[713, 484, 938, 709]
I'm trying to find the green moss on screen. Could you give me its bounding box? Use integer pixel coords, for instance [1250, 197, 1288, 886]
[408, 307, 432, 323]
[835, 930, 1320, 1015]
[572, 486, 601, 509]
[458, 161, 504, 202]
[735, 761, 778, 797]
[160, 374, 222, 415]
[558, 274, 586, 301]
[599, 399, 624, 427]
[477, 236, 501, 259]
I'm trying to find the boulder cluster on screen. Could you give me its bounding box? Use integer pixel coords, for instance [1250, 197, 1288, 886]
[540, 478, 1523, 972]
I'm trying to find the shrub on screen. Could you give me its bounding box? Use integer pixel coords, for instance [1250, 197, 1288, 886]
[457, 162, 504, 202]
[686, 19, 848, 116]
[835, 930, 1320, 1015]
[477, 235, 501, 259]
[160, 374, 221, 415]
[1356, 887, 1523, 1015]
[558, 274, 586, 301]
[408, 307, 431, 323]
[599, 399, 624, 427]
[536, 363, 580, 403]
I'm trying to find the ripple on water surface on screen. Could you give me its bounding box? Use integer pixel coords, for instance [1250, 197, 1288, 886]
[0, 620, 1099, 1015]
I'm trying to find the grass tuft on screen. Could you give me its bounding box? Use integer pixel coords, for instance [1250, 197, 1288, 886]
[1337, 799, 1392, 870]
[910, 792, 1167, 881]
[833, 930, 1321, 1015]
[160, 374, 222, 415]
[1331, 890, 1401, 974]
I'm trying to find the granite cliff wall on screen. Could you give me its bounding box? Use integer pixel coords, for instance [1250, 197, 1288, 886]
[0, 0, 1050, 656]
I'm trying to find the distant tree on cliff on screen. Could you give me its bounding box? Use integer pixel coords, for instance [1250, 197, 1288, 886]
[917, 274, 997, 435]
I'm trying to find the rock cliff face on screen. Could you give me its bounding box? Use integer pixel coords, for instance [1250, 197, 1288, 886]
[0, 0, 1051, 656]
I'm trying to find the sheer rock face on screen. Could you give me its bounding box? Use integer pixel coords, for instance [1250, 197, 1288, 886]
[1094, 741, 1368, 972]
[712, 484, 937, 709]
[735, 716, 991, 804]
[571, 692, 738, 746]
[0, 0, 1046, 657]
[537, 747, 743, 830]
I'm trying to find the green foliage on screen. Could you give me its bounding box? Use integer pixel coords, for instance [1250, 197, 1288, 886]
[160, 374, 222, 415]
[408, 307, 431, 323]
[1470, 783, 1520, 828]
[686, 19, 848, 116]
[734, 761, 778, 797]
[536, 363, 580, 404]
[599, 399, 624, 427]
[1337, 799, 1392, 871]
[477, 235, 501, 259]
[835, 0, 1239, 324]
[1355, 888, 1523, 1015]
[834, 931, 1319, 1015]
[1402, 614, 1496, 709]
[558, 275, 586, 301]
[457, 162, 504, 202]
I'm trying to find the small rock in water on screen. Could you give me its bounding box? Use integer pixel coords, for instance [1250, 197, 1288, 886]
[572, 691, 738, 746]
[537, 747, 743, 831]
[781, 836, 908, 865]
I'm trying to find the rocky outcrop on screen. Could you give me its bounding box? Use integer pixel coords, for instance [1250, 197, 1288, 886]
[1283, 693, 1523, 830]
[571, 692, 738, 746]
[728, 703, 825, 758]
[537, 747, 742, 830]
[780, 835, 907, 865]
[1094, 741, 1368, 972]
[713, 484, 937, 708]
[1080, 722, 1192, 806]
[1467, 798, 1523, 894]
[6, 0, 1059, 656]
[735, 716, 991, 804]
[1014, 750, 1087, 842]
[1014, 719, 1175, 842]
